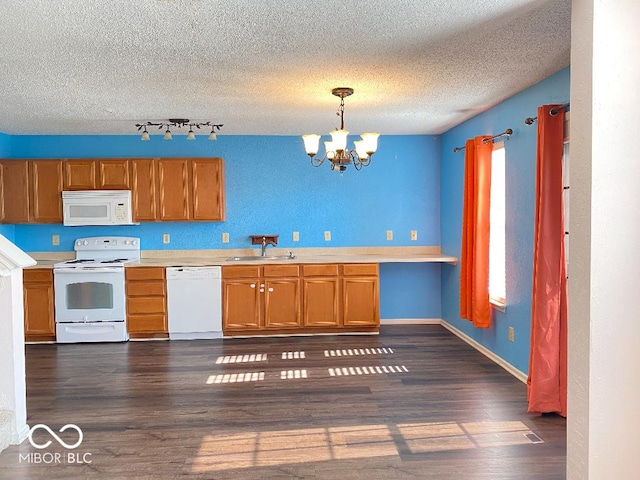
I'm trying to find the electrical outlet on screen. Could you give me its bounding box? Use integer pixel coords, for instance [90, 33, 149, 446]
[52, 235, 60, 246]
[508, 326, 515, 342]
[292, 231, 300, 242]
[324, 231, 331, 242]
[222, 232, 229, 243]
[411, 230, 418, 241]
[386, 230, 393, 241]
[163, 233, 170, 244]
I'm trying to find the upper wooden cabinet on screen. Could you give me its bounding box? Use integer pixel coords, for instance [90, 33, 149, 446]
[64, 159, 130, 190]
[0, 159, 63, 224]
[133, 158, 226, 222]
[0, 160, 30, 223]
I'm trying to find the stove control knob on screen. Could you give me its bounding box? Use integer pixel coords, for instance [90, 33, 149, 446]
[83, 240, 89, 246]
[132, 240, 137, 246]
[124, 240, 130, 245]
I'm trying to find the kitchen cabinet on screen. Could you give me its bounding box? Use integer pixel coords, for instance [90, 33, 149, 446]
[222, 265, 301, 332]
[23, 268, 56, 342]
[0, 159, 63, 224]
[223, 263, 379, 335]
[30, 160, 64, 223]
[157, 158, 191, 221]
[0, 160, 30, 223]
[342, 264, 380, 326]
[64, 159, 131, 190]
[191, 158, 225, 221]
[131, 158, 158, 221]
[125, 267, 168, 338]
[302, 264, 341, 327]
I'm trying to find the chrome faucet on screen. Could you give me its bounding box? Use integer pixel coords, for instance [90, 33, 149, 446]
[261, 236, 276, 256]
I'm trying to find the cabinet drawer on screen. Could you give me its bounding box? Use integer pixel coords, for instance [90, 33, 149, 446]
[302, 264, 339, 276]
[264, 264, 299, 277]
[223, 265, 260, 279]
[125, 267, 165, 281]
[342, 263, 378, 276]
[127, 281, 165, 296]
[127, 296, 166, 314]
[127, 314, 167, 333]
[24, 268, 53, 283]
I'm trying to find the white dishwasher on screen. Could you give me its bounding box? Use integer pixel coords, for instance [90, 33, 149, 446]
[166, 266, 222, 340]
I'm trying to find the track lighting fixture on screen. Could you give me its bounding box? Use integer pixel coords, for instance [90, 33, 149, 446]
[135, 119, 223, 141]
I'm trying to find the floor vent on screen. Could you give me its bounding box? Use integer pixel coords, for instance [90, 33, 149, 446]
[524, 432, 544, 444]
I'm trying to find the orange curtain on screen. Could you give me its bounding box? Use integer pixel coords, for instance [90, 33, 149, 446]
[460, 136, 493, 329]
[527, 105, 567, 416]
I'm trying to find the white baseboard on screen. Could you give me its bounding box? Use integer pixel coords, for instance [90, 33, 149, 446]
[380, 318, 442, 325]
[440, 320, 528, 383]
[381, 318, 527, 384]
[12, 423, 29, 444]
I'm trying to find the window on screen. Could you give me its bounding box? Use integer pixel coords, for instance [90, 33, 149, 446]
[489, 142, 506, 309]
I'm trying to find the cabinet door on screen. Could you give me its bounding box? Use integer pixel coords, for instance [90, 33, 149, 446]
[0, 160, 30, 223]
[223, 279, 261, 330]
[192, 158, 225, 221]
[64, 160, 97, 190]
[30, 160, 63, 223]
[98, 159, 130, 189]
[131, 158, 158, 221]
[157, 159, 190, 221]
[264, 278, 300, 329]
[302, 277, 340, 327]
[342, 277, 379, 326]
[23, 269, 56, 340]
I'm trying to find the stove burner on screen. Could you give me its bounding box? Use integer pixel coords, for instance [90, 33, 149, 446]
[101, 258, 128, 264]
[66, 259, 95, 264]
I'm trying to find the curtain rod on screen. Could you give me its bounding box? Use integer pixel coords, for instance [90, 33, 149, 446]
[453, 128, 513, 153]
[524, 102, 570, 125]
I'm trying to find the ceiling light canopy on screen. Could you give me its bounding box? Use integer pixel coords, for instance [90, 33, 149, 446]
[135, 119, 223, 141]
[302, 88, 379, 174]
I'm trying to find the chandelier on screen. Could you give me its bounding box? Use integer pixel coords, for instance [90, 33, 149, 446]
[135, 119, 223, 141]
[302, 88, 379, 173]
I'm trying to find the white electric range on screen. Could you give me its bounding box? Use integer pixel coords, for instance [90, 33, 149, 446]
[53, 236, 140, 343]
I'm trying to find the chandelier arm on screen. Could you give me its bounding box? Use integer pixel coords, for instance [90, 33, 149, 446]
[349, 151, 363, 170]
[310, 154, 326, 167]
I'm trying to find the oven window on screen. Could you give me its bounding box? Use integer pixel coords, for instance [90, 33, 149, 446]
[66, 282, 114, 309]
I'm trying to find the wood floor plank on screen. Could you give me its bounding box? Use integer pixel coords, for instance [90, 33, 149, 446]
[0, 325, 566, 479]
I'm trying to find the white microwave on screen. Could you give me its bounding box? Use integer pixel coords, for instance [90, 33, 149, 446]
[62, 190, 135, 226]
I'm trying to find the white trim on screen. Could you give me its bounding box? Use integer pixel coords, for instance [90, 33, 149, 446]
[440, 320, 528, 383]
[12, 423, 29, 444]
[380, 318, 442, 325]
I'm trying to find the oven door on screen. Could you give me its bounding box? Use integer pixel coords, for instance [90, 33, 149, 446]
[54, 267, 126, 323]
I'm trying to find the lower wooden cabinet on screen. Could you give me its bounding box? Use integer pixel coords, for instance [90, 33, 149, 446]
[23, 268, 56, 342]
[125, 267, 168, 338]
[222, 263, 379, 335]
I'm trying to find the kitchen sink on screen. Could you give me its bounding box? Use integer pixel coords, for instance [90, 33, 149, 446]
[227, 254, 296, 262]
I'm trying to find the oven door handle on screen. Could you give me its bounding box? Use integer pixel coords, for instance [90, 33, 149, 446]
[54, 267, 123, 274]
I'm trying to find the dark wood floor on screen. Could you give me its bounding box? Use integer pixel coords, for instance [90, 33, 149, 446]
[0, 325, 566, 479]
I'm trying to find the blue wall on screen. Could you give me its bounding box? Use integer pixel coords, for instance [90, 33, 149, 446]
[440, 67, 570, 374]
[3, 134, 442, 320]
[0, 133, 10, 158]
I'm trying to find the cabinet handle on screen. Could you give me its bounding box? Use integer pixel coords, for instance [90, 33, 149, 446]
[250, 283, 256, 288]
[268, 287, 274, 292]
[259, 288, 265, 293]
[260, 283, 265, 288]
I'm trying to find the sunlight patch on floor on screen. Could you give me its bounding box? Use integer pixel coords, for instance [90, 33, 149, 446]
[324, 347, 393, 357]
[215, 354, 267, 364]
[328, 365, 408, 376]
[191, 420, 540, 473]
[280, 369, 308, 379]
[205, 372, 265, 384]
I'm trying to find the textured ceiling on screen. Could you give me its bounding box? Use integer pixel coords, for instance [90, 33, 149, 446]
[0, 0, 571, 136]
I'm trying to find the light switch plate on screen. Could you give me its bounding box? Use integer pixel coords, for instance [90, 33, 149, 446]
[293, 231, 300, 242]
[163, 233, 170, 244]
[222, 232, 229, 243]
[324, 231, 331, 241]
[386, 230, 393, 241]
[411, 230, 418, 241]
[52, 235, 60, 246]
